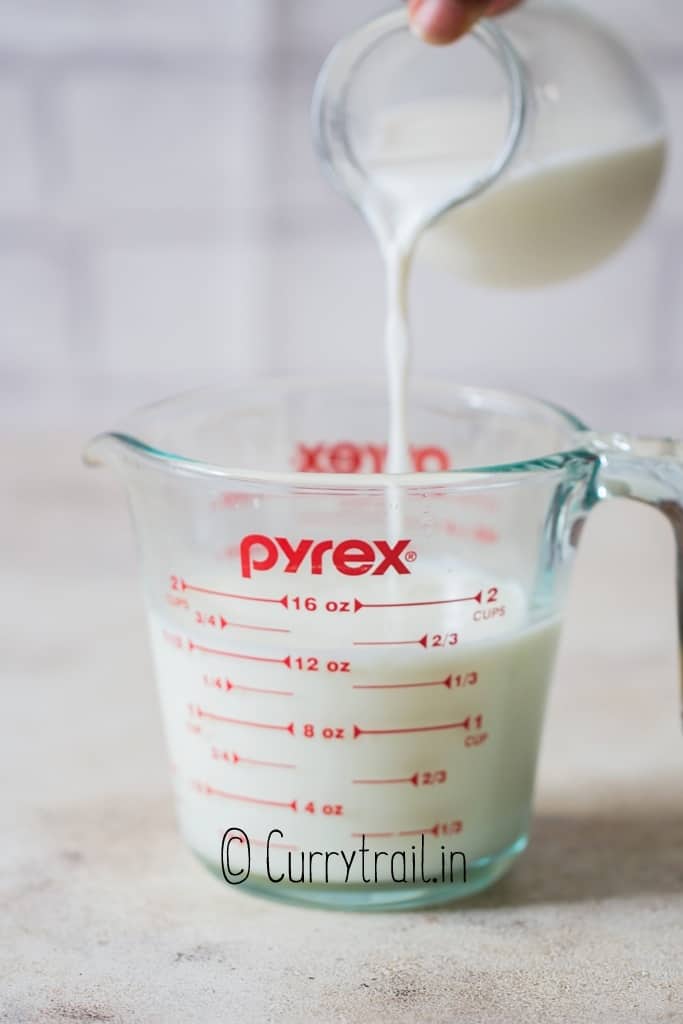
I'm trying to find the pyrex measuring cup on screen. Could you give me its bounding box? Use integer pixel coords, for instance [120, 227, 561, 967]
[86, 379, 683, 910]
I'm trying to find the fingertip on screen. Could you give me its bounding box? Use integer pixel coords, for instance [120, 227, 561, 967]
[409, 0, 516, 45]
[409, 0, 472, 46]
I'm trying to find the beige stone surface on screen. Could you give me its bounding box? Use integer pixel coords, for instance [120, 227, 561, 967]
[1, 434, 682, 1024]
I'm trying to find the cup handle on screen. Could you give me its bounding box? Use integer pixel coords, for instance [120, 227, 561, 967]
[588, 432, 683, 724]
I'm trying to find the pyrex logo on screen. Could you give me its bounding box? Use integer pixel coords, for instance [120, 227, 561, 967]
[294, 442, 451, 473]
[240, 535, 414, 579]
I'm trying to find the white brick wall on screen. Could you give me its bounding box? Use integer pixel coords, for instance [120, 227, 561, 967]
[97, 240, 269, 374]
[0, 1, 272, 54]
[59, 72, 271, 220]
[0, 249, 70, 367]
[410, 231, 661, 377]
[0, 80, 43, 216]
[0, 0, 682, 435]
[267, 224, 385, 377]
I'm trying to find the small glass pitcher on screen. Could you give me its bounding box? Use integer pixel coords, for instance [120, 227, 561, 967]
[313, 0, 667, 286]
[86, 379, 683, 910]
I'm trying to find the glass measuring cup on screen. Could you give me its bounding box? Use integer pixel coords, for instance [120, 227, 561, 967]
[313, 2, 667, 286]
[86, 378, 683, 910]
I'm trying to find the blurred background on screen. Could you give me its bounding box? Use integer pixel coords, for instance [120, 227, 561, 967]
[1, 0, 682, 436]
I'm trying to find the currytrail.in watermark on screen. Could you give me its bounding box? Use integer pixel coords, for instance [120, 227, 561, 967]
[220, 828, 467, 886]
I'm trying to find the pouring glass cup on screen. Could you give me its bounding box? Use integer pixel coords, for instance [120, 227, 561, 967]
[313, 2, 667, 285]
[86, 378, 683, 910]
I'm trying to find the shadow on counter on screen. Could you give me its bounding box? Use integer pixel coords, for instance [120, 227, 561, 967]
[462, 809, 683, 908]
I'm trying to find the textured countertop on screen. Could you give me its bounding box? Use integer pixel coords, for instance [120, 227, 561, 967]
[2, 435, 682, 1024]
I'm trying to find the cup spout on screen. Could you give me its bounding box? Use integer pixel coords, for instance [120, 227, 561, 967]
[83, 431, 144, 471]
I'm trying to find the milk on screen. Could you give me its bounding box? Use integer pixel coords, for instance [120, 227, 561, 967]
[380, 138, 666, 288]
[151, 569, 560, 885]
[370, 100, 666, 289]
[367, 98, 666, 471]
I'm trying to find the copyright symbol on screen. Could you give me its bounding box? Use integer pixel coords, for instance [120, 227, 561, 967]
[221, 828, 250, 885]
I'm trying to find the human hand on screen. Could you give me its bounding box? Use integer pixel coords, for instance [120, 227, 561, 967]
[408, 0, 522, 44]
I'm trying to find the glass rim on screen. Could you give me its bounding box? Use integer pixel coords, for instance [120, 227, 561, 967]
[311, 8, 529, 234]
[84, 378, 599, 490]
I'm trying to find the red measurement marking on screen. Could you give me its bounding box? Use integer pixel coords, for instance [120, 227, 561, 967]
[352, 824, 441, 839]
[199, 783, 296, 811]
[353, 716, 471, 739]
[399, 824, 440, 838]
[353, 675, 452, 691]
[353, 634, 429, 649]
[222, 680, 294, 698]
[220, 616, 290, 635]
[195, 707, 295, 734]
[235, 754, 297, 770]
[353, 773, 418, 787]
[354, 592, 482, 612]
[189, 640, 291, 668]
[182, 579, 288, 607]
